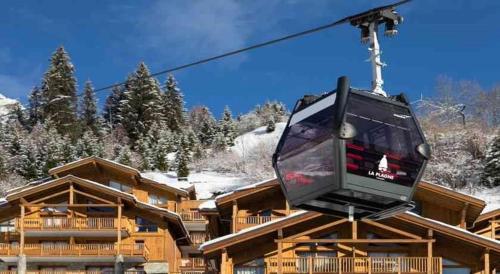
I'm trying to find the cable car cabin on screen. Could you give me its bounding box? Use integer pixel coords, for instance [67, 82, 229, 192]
[273, 76, 430, 220]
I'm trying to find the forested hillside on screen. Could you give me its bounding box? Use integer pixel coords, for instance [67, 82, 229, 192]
[0, 47, 499, 198]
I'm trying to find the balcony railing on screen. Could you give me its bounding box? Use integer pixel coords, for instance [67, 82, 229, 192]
[0, 243, 148, 260]
[180, 211, 205, 222]
[235, 216, 281, 231]
[267, 257, 442, 274]
[0, 271, 146, 274]
[181, 257, 205, 269]
[16, 218, 131, 232]
[190, 233, 206, 245]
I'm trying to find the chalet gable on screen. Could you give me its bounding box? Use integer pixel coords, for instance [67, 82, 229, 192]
[47, 156, 190, 198]
[0, 174, 190, 242]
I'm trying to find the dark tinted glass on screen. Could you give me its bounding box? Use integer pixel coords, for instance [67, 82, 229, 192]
[345, 93, 424, 187]
[276, 102, 335, 199]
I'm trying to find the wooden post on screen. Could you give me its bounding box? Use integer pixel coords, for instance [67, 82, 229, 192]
[285, 200, 291, 215]
[308, 256, 313, 274]
[221, 249, 228, 274]
[460, 203, 469, 229]
[491, 218, 496, 239]
[69, 183, 74, 217]
[484, 249, 490, 274]
[427, 229, 433, 274]
[117, 198, 122, 254]
[352, 221, 357, 240]
[277, 229, 283, 274]
[20, 205, 25, 255]
[232, 201, 238, 233]
[397, 257, 401, 274]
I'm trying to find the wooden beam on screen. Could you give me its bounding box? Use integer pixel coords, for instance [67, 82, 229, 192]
[231, 201, 238, 233]
[73, 189, 116, 205]
[117, 198, 122, 254]
[427, 229, 433, 274]
[276, 239, 435, 244]
[23, 203, 120, 207]
[352, 221, 357, 240]
[28, 189, 70, 204]
[361, 220, 422, 239]
[277, 229, 283, 274]
[484, 249, 490, 274]
[460, 203, 469, 229]
[283, 219, 348, 241]
[20, 205, 25, 254]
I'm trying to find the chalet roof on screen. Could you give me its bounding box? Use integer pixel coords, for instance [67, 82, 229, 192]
[200, 210, 500, 255]
[2, 175, 190, 242]
[47, 156, 190, 197]
[215, 177, 279, 206]
[475, 208, 500, 223]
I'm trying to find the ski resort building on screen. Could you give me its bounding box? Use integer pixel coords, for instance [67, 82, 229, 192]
[200, 179, 500, 274]
[0, 157, 209, 274]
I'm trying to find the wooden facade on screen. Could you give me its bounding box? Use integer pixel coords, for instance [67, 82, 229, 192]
[200, 179, 500, 274]
[0, 157, 208, 274]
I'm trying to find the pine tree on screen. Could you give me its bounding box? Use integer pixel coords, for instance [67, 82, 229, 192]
[136, 135, 154, 171]
[481, 134, 500, 187]
[119, 63, 164, 142]
[115, 145, 132, 166]
[75, 131, 104, 158]
[219, 106, 237, 146]
[80, 80, 99, 132]
[212, 131, 227, 152]
[16, 139, 41, 180]
[40, 46, 78, 135]
[189, 106, 217, 147]
[103, 84, 125, 128]
[266, 117, 276, 133]
[163, 74, 185, 132]
[176, 146, 190, 177]
[28, 86, 43, 127]
[0, 146, 8, 178]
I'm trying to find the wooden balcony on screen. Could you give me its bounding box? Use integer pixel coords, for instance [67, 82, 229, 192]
[15, 217, 131, 237]
[235, 216, 282, 232]
[180, 210, 205, 222]
[0, 271, 146, 274]
[0, 243, 149, 261]
[181, 257, 205, 269]
[266, 257, 442, 274]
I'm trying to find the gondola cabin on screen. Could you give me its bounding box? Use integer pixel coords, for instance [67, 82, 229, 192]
[273, 76, 430, 220]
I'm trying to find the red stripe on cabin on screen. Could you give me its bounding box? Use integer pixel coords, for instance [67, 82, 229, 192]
[346, 153, 363, 161]
[346, 143, 364, 151]
[347, 163, 359, 171]
[388, 163, 401, 170]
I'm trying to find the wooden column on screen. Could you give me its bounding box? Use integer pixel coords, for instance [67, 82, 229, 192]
[221, 249, 228, 274]
[484, 249, 490, 274]
[427, 229, 433, 274]
[460, 203, 469, 229]
[117, 198, 122, 254]
[231, 201, 238, 233]
[285, 200, 291, 215]
[20, 205, 25, 254]
[69, 183, 74, 217]
[277, 229, 283, 274]
[491, 218, 496, 239]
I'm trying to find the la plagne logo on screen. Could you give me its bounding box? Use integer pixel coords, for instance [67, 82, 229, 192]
[368, 154, 395, 181]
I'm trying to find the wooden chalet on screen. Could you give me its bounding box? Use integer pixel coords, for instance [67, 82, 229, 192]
[200, 179, 500, 274]
[0, 157, 209, 274]
[471, 209, 500, 241]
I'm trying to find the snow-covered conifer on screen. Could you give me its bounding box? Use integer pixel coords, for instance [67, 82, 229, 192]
[75, 131, 104, 158]
[163, 74, 185, 132]
[219, 106, 237, 146]
[481, 134, 500, 187]
[80, 80, 98, 132]
[28, 86, 43, 127]
[119, 63, 164, 142]
[103, 85, 125, 128]
[40, 46, 78, 135]
[176, 146, 190, 177]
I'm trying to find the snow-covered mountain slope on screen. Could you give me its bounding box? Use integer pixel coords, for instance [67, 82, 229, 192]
[0, 93, 19, 116]
[231, 122, 286, 157]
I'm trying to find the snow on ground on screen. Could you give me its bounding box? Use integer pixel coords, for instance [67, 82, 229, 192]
[460, 186, 500, 213]
[0, 93, 19, 116]
[143, 170, 250, 199]
[231, 122, 286, 157]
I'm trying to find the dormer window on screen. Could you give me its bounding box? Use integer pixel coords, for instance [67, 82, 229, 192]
[109, 181, 132, 193]
[149, 194, 167, 205]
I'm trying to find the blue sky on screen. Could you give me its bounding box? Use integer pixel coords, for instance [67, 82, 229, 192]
[0, 0, 499, 116]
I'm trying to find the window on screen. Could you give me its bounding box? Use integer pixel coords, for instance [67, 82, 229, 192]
[0, 220, 15, 232]
[39, 267, 66, 274]
[148, 194, 167, 205]
[135, 240, 145, 250]
[109, 181, 132, 193]
[442, 259, 471, 274]
[87, 200, 115, 213]
[345, 93, 425, 187]
[135, 217, 158, 232]
[234, 258, 265, 274]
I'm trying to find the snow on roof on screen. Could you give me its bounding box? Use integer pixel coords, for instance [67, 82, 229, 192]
[231, 122, 286, 157]
[188, 172, 248, 200]
[215, 177, 277, 200]
[198, 200, 216, 210]
[405, 212, 500, 245]
[458, 186, 500, 213]
[199, 210, 308, 250]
